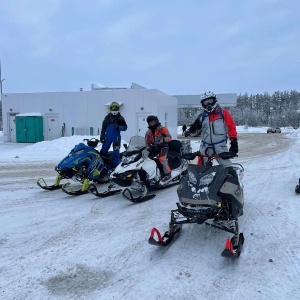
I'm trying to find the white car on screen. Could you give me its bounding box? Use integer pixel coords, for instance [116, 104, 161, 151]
[267, 127, 281, 133]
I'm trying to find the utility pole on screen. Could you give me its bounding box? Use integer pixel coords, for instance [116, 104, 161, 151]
[0, 60, 5, 99]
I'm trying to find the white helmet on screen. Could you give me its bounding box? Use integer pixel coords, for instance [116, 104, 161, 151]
[200, 91, 218, 112]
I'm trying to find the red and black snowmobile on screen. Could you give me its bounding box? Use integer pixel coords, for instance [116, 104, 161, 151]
[148, 150, 245, 258]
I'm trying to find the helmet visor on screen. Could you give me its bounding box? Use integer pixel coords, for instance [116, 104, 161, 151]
[201, 98, 215, 106]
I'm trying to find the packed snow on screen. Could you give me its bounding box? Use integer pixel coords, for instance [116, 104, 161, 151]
[0, 126, 299, 300]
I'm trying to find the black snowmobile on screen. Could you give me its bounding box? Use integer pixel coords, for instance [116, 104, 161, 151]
[37, 138, 122, 197]
[148, 150, 245, 258]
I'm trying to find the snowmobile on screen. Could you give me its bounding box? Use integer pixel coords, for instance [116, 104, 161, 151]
[148, 150, 245, 258]
[37, 138, 122, 197]
[110, 136, 192, 202]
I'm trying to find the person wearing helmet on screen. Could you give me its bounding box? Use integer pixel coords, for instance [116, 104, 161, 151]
[189, 91, 238, 166]
[145, 115, 172, 181]
[100, 102, 127, 169]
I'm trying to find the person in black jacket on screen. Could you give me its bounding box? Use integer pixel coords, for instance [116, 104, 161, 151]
[100, 102, 127, 168]
[182, 124, 187, 136]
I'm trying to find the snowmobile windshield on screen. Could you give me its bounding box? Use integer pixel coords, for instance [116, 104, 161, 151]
[126, 136, 147, 153]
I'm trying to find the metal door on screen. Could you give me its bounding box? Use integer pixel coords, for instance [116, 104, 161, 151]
[46, 115, 59, 141]
[9, 114, 17, 142]
[137, 115, 149, 137]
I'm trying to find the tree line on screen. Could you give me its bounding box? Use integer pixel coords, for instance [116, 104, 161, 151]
[178, 90, 300, 128]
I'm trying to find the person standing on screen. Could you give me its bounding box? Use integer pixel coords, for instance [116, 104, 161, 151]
[182, 124, 187, 136]
[145, 115, 172, 181]
[189, 91, 238, 166]
[100, 102, 127, 169]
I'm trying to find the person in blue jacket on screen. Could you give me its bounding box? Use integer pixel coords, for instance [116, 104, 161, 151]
[100, 102, 127, 169]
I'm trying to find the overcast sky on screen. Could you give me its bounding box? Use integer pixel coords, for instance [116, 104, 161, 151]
[0, 0, 299, 96]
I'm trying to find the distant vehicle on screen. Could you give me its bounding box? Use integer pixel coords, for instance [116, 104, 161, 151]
[267, 127, 281, 133]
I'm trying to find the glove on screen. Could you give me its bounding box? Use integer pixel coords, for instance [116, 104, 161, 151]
[113, 120, 120, 130]
[148, 145, 158, 156]
[229, 138, 238, 154]
[189, 119, 202, 134]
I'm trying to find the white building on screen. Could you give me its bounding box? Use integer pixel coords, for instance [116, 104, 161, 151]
[2, 83, 178, 142]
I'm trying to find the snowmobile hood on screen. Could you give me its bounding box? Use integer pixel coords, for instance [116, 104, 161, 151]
[56, 143, 99, 169]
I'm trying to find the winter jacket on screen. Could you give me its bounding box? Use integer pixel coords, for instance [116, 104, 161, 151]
[100, 113, 127, 143]
[145, 124, 172, 148]
[191, 106, 237, 146]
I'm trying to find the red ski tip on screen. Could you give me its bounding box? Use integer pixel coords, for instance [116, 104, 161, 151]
[150, 227, 164, 243]
[225, 237, 234, 253]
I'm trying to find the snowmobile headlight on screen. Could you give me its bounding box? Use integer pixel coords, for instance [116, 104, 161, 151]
[188, 171, 197, 185]
[122, 153, 139, 164]
[199, 173, 215, 185]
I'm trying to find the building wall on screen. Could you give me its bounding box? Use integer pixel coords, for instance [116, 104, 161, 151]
[2, 89, 178, 142]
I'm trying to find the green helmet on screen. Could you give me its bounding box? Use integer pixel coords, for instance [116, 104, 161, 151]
[109, 102, 120, 115]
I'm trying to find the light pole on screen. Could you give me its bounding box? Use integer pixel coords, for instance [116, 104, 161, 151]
[0, 78, 5, 93]
[0, 78, 5, 101]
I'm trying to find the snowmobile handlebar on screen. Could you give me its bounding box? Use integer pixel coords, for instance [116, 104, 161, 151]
[181, 151, 238, 161]
[83, 138, 99, 148]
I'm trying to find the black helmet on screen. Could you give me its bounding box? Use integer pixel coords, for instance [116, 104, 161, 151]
[146, 115, 158, 123]
[147, 115, 159, 130]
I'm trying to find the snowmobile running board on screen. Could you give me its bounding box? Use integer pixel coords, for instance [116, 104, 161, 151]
[221, 233, 244, 258]
[37, 178, 63, 190]
[148, 226, 182, 246]
[88, 184, 122, 198]
[122, 188, 156, 203]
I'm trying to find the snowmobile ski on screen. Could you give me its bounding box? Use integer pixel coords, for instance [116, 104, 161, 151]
[37, 176, 63, 190]
[148, 225, 182, 246]
[122, 188, 156, 202]
[88, 183, 122, 198]
[221, 233, 244, 258]
[61, 179, 90, 196]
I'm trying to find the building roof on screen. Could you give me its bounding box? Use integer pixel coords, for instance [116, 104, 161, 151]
[173, 93, 237, 107]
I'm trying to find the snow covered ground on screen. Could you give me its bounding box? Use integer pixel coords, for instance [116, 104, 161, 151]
[0, 126, 300, 300]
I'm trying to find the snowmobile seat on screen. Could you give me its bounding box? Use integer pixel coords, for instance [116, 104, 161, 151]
[167, 140, 182, 169]
[168, 140, 182, 154]
[168, 151, 181, 169]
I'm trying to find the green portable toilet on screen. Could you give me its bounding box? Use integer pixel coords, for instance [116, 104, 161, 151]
[16, 113, 44, 143]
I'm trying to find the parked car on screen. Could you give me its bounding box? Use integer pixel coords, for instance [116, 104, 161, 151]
[267, 127, 281, 133]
